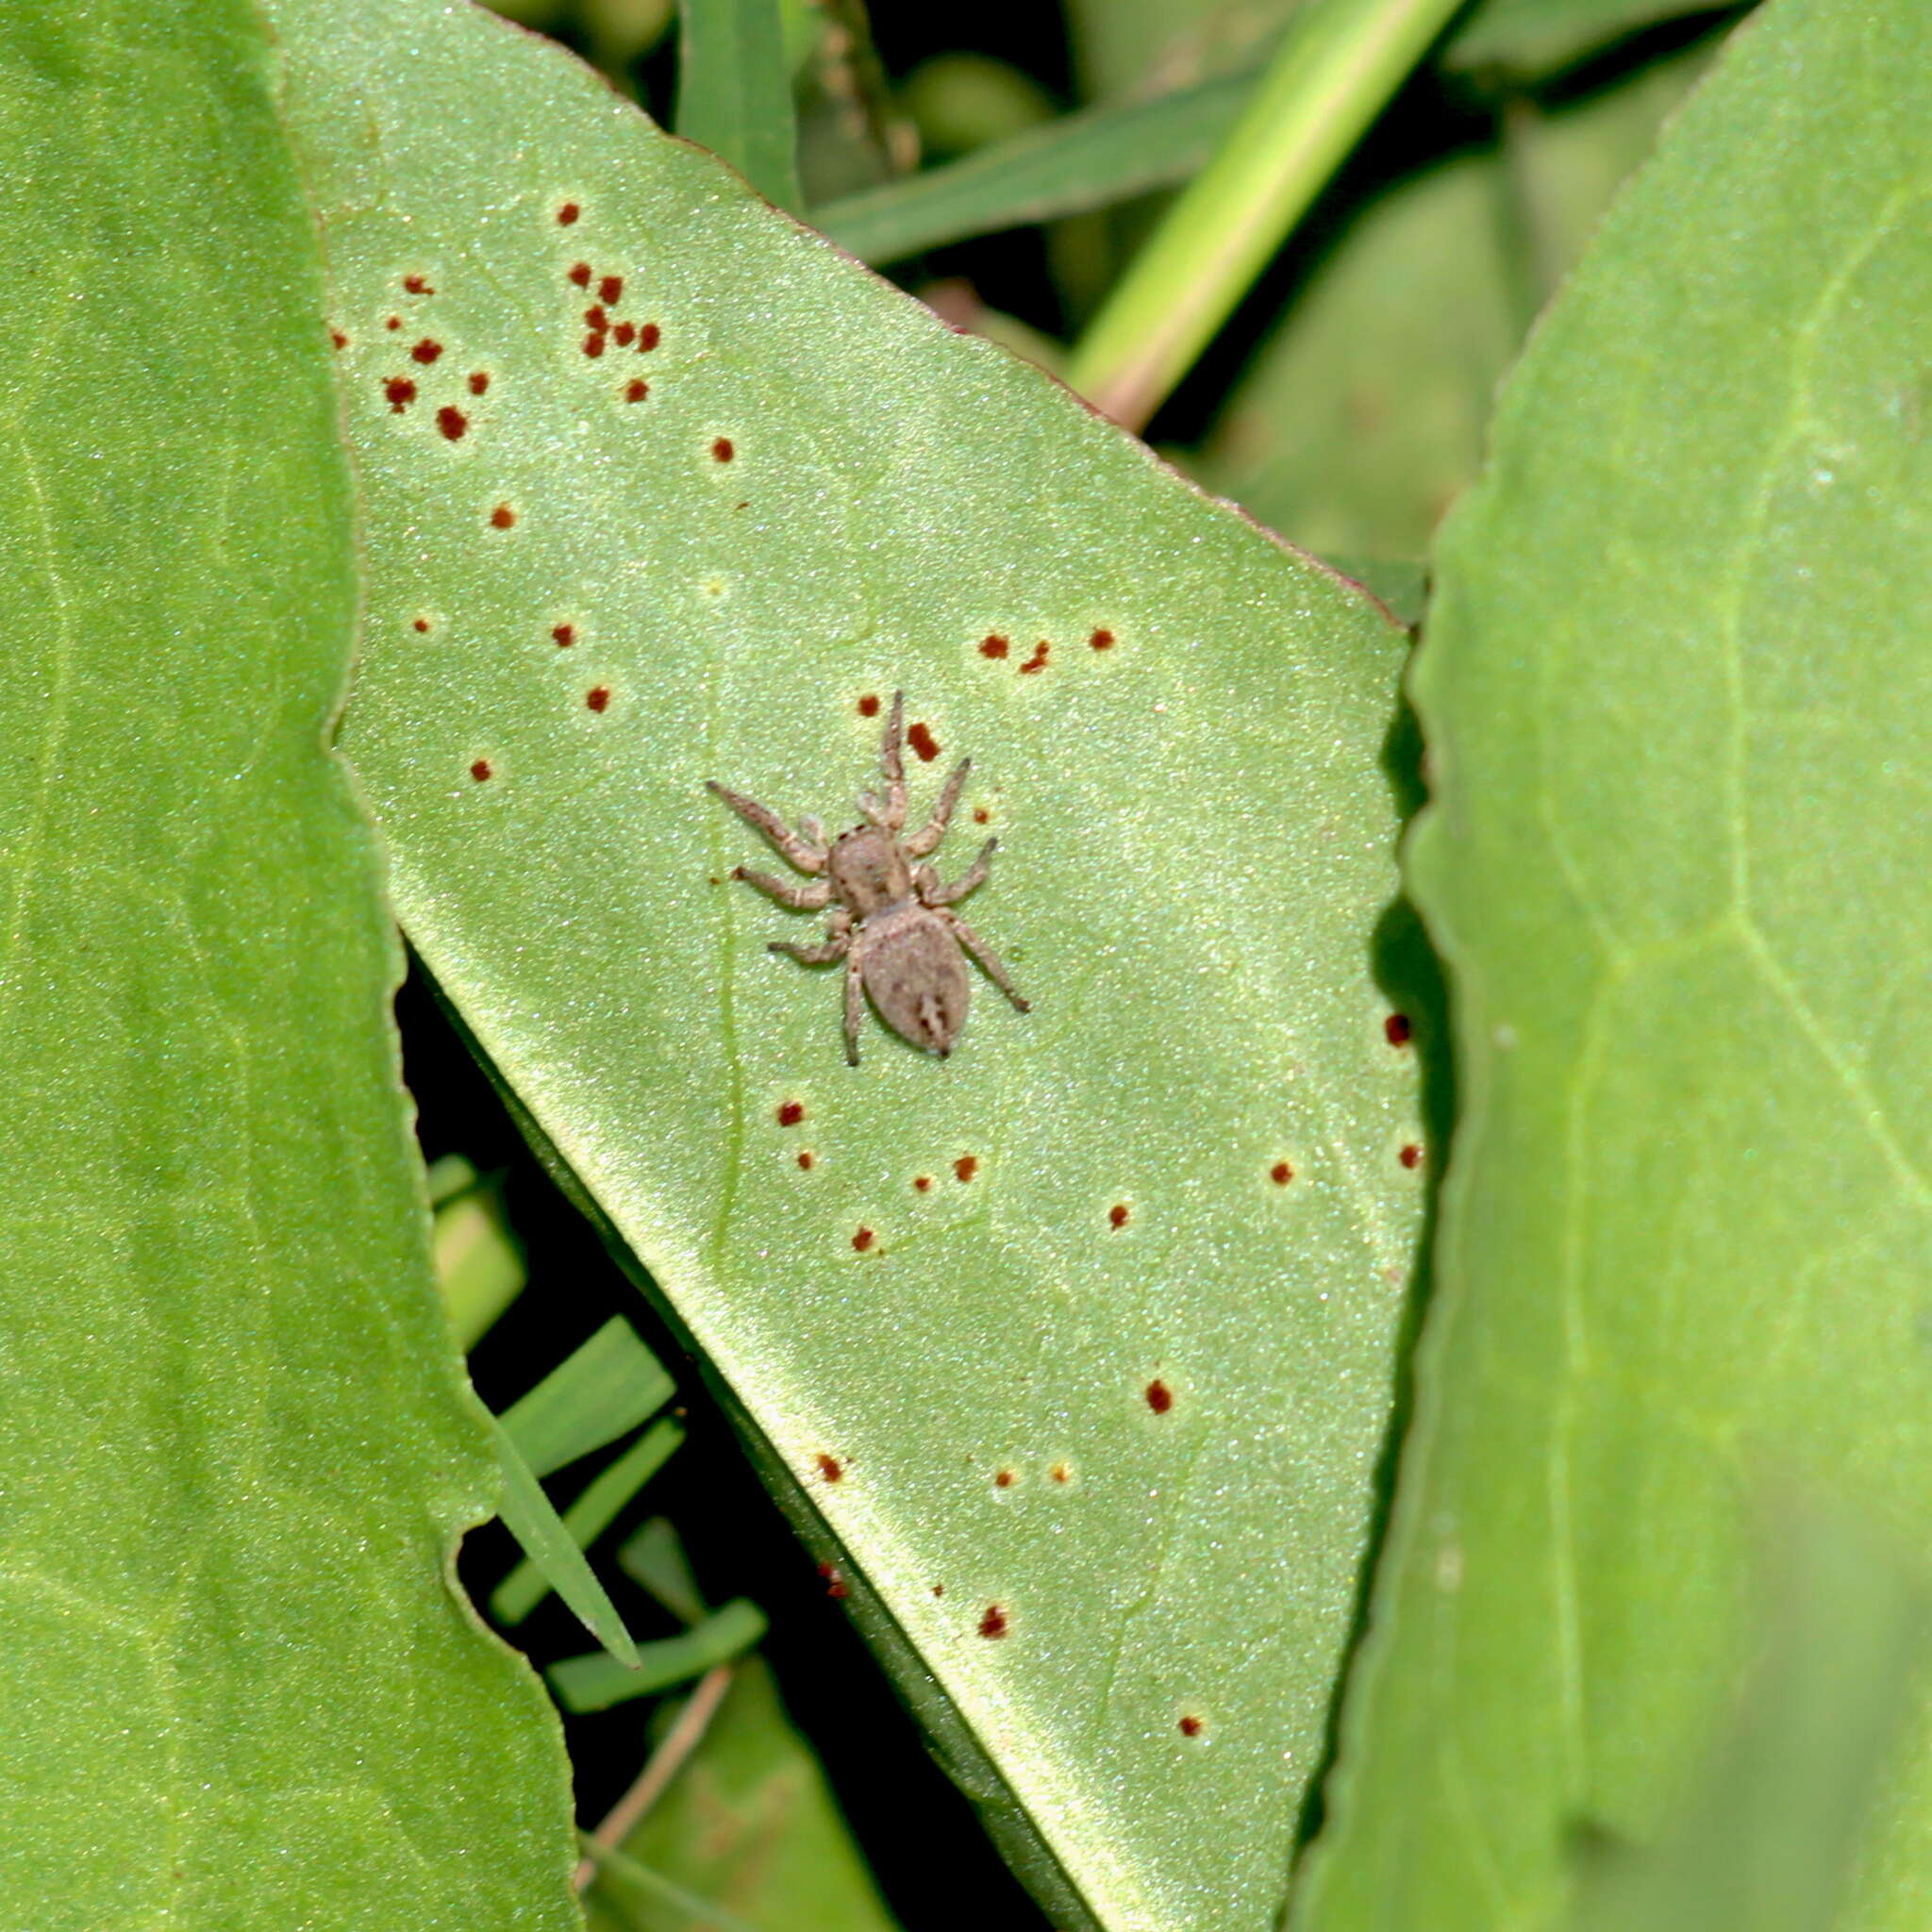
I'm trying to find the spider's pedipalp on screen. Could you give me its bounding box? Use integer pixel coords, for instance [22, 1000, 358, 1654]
[707, 779, 827, 873]
[905, 756, 972, 858]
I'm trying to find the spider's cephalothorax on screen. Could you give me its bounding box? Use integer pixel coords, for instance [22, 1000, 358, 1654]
[708, 693, 1030, 1065]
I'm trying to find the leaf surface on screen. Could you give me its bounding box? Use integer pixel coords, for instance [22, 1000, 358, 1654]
[1293, 1, 1932, 1924]
[264, 3, 1424, 1924]
[0, 3, 575, 1924]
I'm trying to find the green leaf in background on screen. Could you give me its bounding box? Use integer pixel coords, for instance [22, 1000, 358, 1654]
[432, 1158, 528, 1346]
[812, 70, 1256, 265]
[674, 0, 800, 210]
[583, 1657, 902, 1932]
[492, 1414, 686, 1623]
[1192, 42, 1708, 560]
[552, 1599, 768, 1711]
[500, 1314, 675, 1476]
[264, 2, 1424, 1924]
[0, 4, 575, 1924]
[1293, 0, 1932, 1924]
[492, 1417, 642, 1664]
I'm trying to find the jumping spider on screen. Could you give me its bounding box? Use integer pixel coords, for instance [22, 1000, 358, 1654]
[708, 692, 1030, 1065]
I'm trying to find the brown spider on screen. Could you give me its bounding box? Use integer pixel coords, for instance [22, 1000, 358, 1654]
[708, 693, 1030, 1064]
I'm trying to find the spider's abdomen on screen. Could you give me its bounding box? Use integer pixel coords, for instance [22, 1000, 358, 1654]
[860, 910, 972, 1057]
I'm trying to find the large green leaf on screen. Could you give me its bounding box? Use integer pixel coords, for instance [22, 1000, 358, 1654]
[1294, 0, 1932, 1924]
[0, 3, 575, 1924]
[264, 3, 1423, 1924]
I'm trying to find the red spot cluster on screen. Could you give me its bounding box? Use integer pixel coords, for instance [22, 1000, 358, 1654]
[1144, 1379, 1174, 1415]
[570, 261, 658, 385]
[816, 1453, 843, 1483]
[776, 1100, 806, 1126]
[857, 693, 881, 718]
[978, 1605, 1009, 1640]
[853, 1226, 875, 1253]
[907, 722, 940, 763]
[954, 1155, 978, 1183]
[1385, 1013, 1413, 1047]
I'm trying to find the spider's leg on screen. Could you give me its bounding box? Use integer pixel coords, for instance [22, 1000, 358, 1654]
[920, 836, 995, 906]
[904, 757, 972, 858]
[707, 781, 827, 873]
[732, 867, 834, 910]
[863, 691, 908, 830]
[842, 948, 867, 1065]
[936, 908, 1029, 1011]
[769, 930, 850, 965]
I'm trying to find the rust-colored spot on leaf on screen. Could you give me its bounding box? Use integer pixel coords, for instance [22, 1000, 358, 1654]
[1144, 1379, 1174, 1415]
[1018, 641, 1050, 675]
[797, 1150, 815, 1170]
[777, 1100, 806, 1126]
[403, 274, 433, 295]
[1399, 1143, 1422, 1170]
[1090, 628, 1115, 650]
[1179, 1715, 1203, 1738]
[994, 1469, 1015, 1489]
[1108, 1203, 1129, 1229]
[557, 201, 581, 225]
[436, 406, 467, 441]
[598, 274, 623, 306]
[853, 1226, 874, 1252]
[907, 722, 940, 762]
[818, 1563, 849, 1599]
[1271, 1160, 1293, 1186]
[410, 338, 442, 365]
[1050, 1463, 1071, 1484]
[931, 1583, 945, 1598]
[490, 503, 515, 529]
[711, 437, 736, 463]
[1385, 1013, 1413, 1046]
[637, 322, 660, 351]
[978, 1605, 1008, 1639]
[412, 617, 430, 634]
[584, 305, 608, 331]
[816, 1453, 843, 1483]
[470, 759, 492, 782]
[978, 633, 1009, 659]
[586, 686, 610, 713]
[384, 376, 417, 413]
[385, 315, 402, 330]
[954, 1155, 978, 1183]
[551, 623, 575, 648]
[913, 1174, 932, 1192]
[612, 322, 635, 346]
[582, 332, 606, 358]
[624, 377, 648, 403]
[973, 807, 991, 824]
[468, 371, 490, 395]
[857, 693, 880, 718]
[567, 261, 591, 288]
[329, 328, 347, 349]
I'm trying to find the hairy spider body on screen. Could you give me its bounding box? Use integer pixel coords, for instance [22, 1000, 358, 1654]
[708, 693, 1029, 1064]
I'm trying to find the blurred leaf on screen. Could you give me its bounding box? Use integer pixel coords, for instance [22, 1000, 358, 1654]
[901, 54, 1055, 158]
[1446, 0, 1741, 75]
[619, 1517, 708, 1624]
[1572, 1504, 1926, 1932]
[581, 1838, 765, 1932]
[500, 1316, 675, 1477]
[813, 70, 1255, 264]
[675, 0, 800, 209]
[435, 1170, 527, 1346]
[584, 1657, 902, 1932]
[493, 1415, 686, 1623]
[266, 2, 1424, 1924]
[0, 3, 575, 1922]
[493, 1417, 641, 1665]
[1292, 0, 1932, 1924]
[552, 1600, 768, 1711]
[1195, 45, 1707, 558]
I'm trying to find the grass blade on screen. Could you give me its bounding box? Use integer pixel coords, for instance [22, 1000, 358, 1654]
[500, 1316, 675, 1476]
[551, 1600, 769, 1711]
[674, 0, 800, 209]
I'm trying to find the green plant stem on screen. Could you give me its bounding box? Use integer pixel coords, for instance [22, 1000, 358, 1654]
[1063, 0, 1465, 431]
